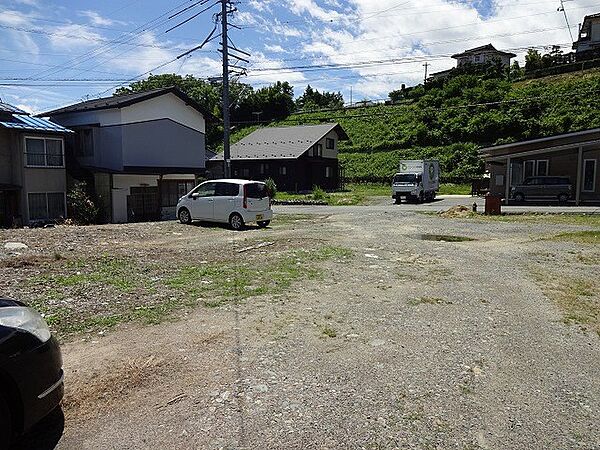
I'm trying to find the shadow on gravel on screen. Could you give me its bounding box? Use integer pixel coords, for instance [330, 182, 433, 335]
[192, 221, 266, 231]
[416, 234, 477, 242]
[10, 406, 64, 450]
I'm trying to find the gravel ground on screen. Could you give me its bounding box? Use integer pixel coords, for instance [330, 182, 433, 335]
[2, 208, 599, 450]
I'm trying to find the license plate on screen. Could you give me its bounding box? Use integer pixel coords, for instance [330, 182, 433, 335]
[256, 214, 263, 221]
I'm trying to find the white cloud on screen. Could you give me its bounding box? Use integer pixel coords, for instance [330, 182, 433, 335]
[48, 24, 104, 49]
[78, 10, 125, 27]
[276, 0, 600, 99]
[265, 44, 286, 53]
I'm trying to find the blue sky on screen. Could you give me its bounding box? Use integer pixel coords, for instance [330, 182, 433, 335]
[0, 0, 597, 113]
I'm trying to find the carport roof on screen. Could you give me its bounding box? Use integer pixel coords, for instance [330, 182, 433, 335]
[0, 114, 73, 133]
[480, 128, 600, 160]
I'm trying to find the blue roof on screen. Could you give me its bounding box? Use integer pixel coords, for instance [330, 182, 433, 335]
[0, 114, 72, 133]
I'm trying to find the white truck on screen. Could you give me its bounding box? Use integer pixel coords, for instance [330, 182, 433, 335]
[392, 160, 440, 204]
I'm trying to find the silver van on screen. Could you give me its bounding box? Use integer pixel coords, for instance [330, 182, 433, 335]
[511, 176, 572, 203]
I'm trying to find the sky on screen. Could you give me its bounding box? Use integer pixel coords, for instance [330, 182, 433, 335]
[0, 0, 598, 114]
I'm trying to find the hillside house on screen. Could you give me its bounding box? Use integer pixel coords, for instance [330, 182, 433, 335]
[573, 13, 600, 52]
[207, 123, 348, 192]
[42, 87, 214, 223]
[0, 101, 72, 227]
[480, 129, 600, 205]
[430, 44, 516, 80]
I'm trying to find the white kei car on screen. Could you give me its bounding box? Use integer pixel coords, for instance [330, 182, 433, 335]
[176, 179, 273, 230]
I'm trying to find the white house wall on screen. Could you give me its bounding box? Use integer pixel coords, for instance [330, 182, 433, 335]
[121, 93, 206, 134]
[111, 174, 158, 223]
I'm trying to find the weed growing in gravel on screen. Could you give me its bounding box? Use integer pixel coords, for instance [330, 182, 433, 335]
[408, 297, 447, 306]
[530, 270, 599, 335]
[550, 230, 600, 244]
[320, 325, 337, 338]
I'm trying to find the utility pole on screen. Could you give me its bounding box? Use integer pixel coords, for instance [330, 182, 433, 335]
[558, 0, 575, 43]
[423, 62, 429, 85]
[221, 0, 231, 178]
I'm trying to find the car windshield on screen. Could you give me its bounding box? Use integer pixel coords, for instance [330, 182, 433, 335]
[245, 183, 267, 199]
[394, 174, 418, 183]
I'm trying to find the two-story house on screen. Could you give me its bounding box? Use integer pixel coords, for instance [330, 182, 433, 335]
[430, 44, 516, 80]
[452, 44, 516, 68]
[206, 123, 349, 192]
[573, 13, 600, 53]
[0, 101, 72, 227]
[42, 87, 214, 223]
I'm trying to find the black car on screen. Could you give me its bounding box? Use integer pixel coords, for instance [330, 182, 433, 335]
[0, 298, 63, 448]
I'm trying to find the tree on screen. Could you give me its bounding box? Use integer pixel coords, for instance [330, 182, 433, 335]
[67, 182, 99, 225]
[525, 49, 544, 71]
[510, 61, 524, 80]
[296, 85, 344, 110]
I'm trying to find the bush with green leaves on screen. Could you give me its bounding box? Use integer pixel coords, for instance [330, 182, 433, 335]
[312, 186, 327, 200]
[67, 182, 99, 225]
[264, 178, 277, 198]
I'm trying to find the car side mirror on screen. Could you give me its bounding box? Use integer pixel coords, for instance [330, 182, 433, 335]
[190, 192, 200, 199]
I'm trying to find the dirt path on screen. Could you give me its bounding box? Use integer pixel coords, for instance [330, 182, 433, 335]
[4, 210, 599, 449]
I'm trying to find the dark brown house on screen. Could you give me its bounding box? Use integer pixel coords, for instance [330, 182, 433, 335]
[480, 128, 600, 204]
[207, 123, 349, 192]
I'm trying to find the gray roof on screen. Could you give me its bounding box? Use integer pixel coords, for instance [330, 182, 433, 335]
[39, 86, 217, 121]
[452, 44, 516, 59]
[0, 102, 27, 114]
[211, 123, 348, 161]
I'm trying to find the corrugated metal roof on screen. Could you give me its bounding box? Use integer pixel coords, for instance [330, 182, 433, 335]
[0, 114, 73, 133]
[211, 123, 348, 161]
[0, 102, 27, 114]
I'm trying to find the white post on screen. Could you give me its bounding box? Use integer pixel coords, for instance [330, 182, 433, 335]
[576, 145, 583, 205]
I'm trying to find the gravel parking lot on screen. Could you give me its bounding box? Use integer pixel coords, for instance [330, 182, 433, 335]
[2, 207, 599, 450]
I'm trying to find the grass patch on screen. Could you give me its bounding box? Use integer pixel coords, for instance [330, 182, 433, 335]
[550, 230, 600, 244]
[463, 213, 600, 227]
[438, 183, 471, 195]
[531, 270, 599, 335]
[166, 245, 352, 302]
[408, 296, 446, 306]
[320, 325, 337, 338]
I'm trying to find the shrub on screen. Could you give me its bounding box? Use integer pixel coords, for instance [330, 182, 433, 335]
[312, 186, 327, 200]
[264, 177, 277, 198]
[67, 182, 99, 225]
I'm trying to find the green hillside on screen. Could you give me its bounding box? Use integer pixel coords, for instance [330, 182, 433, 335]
[231, 69, 600, 184]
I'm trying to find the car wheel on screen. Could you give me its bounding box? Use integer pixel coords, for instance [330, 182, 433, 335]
[418, 192, 424, 203]
[558, 193, 569, 203]
[257, 220, 270, 228]
[514, 193, 525, 203]
[0, 396, 12, 449]
[229, 213, 245, 231]
[178, 208, 192, 225]
[394, 197, 401, 205]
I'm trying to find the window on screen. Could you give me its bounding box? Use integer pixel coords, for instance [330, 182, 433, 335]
[583, 159, 597, 192]
[161, 180, 195, 207]
[536, 160, 549, 176]
[325, 166, 332, 178]
[279, 166, 287, 176]
[241, 168, 250, 178]
[75, 128, 94, 157]
[191, 182, 216, 197]
[25, 137, 64, 167]
[259, 163, 269, 174]
[215, 182, 240, 196]
[326, 138, 335, 150]
[524, 160, 535, 179]
[312, 143, 323, 157]
[245, 183, 268, 199]
[28, 192, 65, 221]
